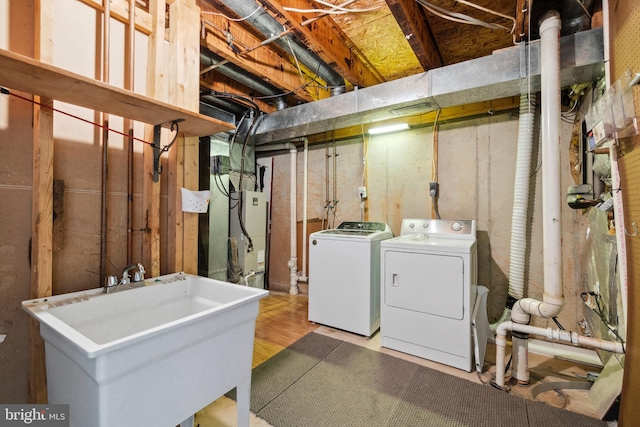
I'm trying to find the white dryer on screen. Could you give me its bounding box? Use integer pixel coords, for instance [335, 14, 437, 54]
[309, 222, 393, 337]
[380, 219, 477, 371]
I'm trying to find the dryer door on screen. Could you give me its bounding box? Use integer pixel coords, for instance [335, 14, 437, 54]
[384, 250, 464, 320]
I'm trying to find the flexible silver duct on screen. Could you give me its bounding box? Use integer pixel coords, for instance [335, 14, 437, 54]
[214, 0, 345, 95]
[200, 50, 287, 109]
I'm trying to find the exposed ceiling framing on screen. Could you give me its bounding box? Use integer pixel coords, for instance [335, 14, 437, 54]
[195, 0, 603, 130]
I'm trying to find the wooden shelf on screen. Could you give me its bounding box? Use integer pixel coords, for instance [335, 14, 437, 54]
[0, 48, 234, 137]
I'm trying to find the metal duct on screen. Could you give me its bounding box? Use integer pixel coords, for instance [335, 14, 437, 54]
[214, 0, 345, 94]
[561, 0, 593, 36]
[201, 94, 246, 116]
[252, 28, 604, 144]
[199, 100, 237, 124]
[201, 50, 287, 109]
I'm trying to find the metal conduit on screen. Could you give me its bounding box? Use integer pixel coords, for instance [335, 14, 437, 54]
[215, 0, 345, 95]
[200, 95, 248, 117]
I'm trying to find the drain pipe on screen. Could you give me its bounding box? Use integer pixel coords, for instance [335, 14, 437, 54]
[254, 142, 299, 294]
[299, 137, 309, 283]
[288, 145, 299, 294]
[494, 321, 624, 389]
[512, 11, 565, 325]
[495, 10, 564, 388]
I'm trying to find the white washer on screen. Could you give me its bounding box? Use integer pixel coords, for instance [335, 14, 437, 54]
[309, 222, 393, 337]
[380, 219, 477, 371]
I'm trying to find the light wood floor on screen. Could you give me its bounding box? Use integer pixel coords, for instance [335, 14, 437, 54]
[251, 293, 319, 368]
[196, 293, 606, 426]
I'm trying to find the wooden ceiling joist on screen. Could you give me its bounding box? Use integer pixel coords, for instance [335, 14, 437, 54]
[385, 0, 443, 70]
[259, 0, 385, 88]
[202, 18, 317, 103]
[514, 0, 528, 43]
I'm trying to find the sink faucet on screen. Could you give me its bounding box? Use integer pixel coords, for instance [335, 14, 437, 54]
[121, 263, 145, 285]
[104, 263, 146, 293]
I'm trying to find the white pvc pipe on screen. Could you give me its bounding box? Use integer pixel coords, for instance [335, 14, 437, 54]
[301, 138, 309, 280]
[494, 321, 624, 389]
[603, 0, 611, 87]
[540, 10, 564, 313]
[511, 11, 564, 324]
[503, 12, 563, 386]
[288, 148, 299, 295]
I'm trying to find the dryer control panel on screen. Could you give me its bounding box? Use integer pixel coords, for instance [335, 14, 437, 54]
[400, 219, 475, 238]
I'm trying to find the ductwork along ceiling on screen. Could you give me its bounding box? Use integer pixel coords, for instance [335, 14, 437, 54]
[195, 0, 604, 140]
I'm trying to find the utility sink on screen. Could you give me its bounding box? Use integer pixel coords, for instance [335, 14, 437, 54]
[23, 272, 268, 427]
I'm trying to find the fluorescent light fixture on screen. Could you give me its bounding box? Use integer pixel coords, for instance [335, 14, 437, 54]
[368, 123, 410, 135]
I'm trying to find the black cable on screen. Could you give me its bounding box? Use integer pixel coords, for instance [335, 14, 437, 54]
[551, 316, 565, 331]
[580, 291, 626, 351]
[431, 195, 441, 219]
[209, 90, 261, 112]
[236, 109, 264, 251]
[213, 173, 230, 197]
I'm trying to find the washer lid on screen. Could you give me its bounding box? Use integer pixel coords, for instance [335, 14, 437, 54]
[311, 221, 393, 241]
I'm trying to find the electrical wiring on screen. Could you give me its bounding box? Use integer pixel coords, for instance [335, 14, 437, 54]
[213, 173, 231, 197]
[235, 106, 264, 251]
[284, 2, 381, 14]
[313, 0, 382, 13]
[249, 60, 331, 101]
[580, 291, 626, 350]
[285, 30, 306, 82]
[454, 0, 516, 34]
[415, 0, 511, 31]
[200, 5, 262, 22]
[574, 0, 592, 19]
[208, 90, 261, 112]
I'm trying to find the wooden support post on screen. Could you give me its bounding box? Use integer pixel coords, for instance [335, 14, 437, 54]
[142, 0, 165, 277]
[168, 0, 200, 275]
[29, 96, 54, 404]
[29, 0, 55, 404]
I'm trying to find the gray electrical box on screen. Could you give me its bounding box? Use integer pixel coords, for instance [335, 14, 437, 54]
[230, 191, 267, 278]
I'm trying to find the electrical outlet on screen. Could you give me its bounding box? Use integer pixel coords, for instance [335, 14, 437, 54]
[358, 186, 367, 199]
[429, 182, 438, 197]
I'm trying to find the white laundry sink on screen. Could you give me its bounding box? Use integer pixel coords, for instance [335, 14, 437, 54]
[23, 272, 268, 427]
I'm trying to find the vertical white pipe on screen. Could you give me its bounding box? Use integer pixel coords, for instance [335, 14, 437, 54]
[511, 335, 530, 384]
[602, 0, 611, 87]
[289, 148, 299, 295]
[302, 138, 309, 278]
[539, 11, 563, 307]
[494, 331, 508, 388]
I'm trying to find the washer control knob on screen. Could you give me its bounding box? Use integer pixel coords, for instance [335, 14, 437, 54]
[409, 222, 415, 229]
[422, 223, 429, 229]
[451, 222, 463, 232]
